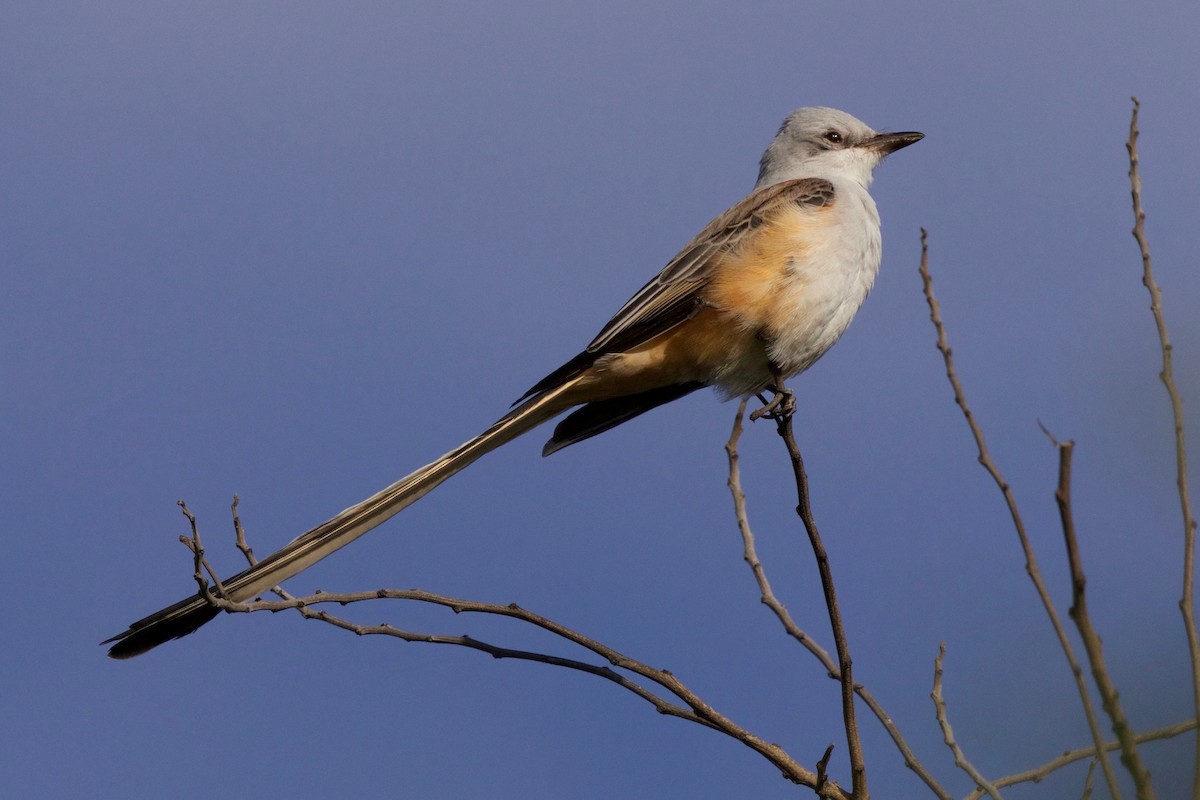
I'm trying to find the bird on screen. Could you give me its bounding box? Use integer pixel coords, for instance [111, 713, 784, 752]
[105, 107, 922, 658]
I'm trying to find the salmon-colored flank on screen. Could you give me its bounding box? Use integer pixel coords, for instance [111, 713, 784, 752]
[564, 200, 833, 402]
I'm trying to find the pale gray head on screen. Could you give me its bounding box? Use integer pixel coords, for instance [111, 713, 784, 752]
[755, 107, 923, 189]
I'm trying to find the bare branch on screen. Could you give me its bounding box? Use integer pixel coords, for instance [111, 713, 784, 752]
[964, 719, 1197, 800]
[931, 644, 1002, 800]
[726, 399, 953, 800]
[1044, 429, 1154, 796]
[177, 500, 227, 603]
[917, 229, 1122, 798]
[199, 502, 848, 800]
[756, 372, 868, 798]
[816, 744, 836, 797]
[230, 494, 255, 564]
[1126, 96, 1200, 799]
[1081, 758, 1096, 800]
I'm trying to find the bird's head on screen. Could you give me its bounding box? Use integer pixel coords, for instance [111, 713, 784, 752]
[756, 107, 923, 189]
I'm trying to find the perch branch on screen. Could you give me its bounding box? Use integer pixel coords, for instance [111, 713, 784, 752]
[754, 372, 869, 799]
[726, 399, 952, 800]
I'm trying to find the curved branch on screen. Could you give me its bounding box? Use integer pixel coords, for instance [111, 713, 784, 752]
[183, 498, 849, 799]
[963, 719, 1197, 800]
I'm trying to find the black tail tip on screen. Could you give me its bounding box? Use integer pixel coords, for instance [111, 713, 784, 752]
[103, 604, 220, 659]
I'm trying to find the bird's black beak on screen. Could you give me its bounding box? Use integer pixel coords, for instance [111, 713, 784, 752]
[863, 131, 924, 155]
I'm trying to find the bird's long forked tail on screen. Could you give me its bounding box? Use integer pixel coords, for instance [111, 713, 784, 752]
[104, 383, 576, 659]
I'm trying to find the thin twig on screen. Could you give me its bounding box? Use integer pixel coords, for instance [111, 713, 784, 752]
[177, 500, 227, 601]
[726, 399, 953, 800]
[1081, 758, 1097, 800]
[963, 719, 1197, 800]
[759, 373, 868, 799]
[816, 744, 836, 796]
[1126, 95, 1200, 800]
[231, 494, 255, 564]
[917, 229, 1122, 798]
[1044, 428, 1153, 796]
[206, 502, 849, 800]
[931, 643, 1002, 800]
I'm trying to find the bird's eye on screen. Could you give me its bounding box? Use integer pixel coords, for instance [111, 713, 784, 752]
[823, 130, 843, 145]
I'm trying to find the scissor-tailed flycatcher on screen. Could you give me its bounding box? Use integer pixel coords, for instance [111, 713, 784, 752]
[106, 107, 921, 658]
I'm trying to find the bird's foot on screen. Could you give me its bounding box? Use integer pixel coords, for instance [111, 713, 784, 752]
[750, 385, 795, 421]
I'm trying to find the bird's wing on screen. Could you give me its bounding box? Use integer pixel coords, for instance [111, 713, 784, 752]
[518, 177, 835, 400]
[585, 177, 835, 355]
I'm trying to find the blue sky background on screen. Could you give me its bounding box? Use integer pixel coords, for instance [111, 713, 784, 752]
[4, 3, 1199, 798]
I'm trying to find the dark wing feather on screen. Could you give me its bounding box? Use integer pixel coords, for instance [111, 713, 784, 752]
[541, 381, 705, 456]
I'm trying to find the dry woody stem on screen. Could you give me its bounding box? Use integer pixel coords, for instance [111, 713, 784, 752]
[1045, 431, 1154, 797]
[185, 497, 850, 799]
[725, 399, 951, 800]
[918, 229, 1123, 798]
[755, 376, 869, 799]
[931, 644, 1002, 800]
[1126, 96, 1200, 800]
[963, 719, 1198, 800]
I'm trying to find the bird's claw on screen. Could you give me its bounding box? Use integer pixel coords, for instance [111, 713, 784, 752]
[750, 386, 795, 421]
